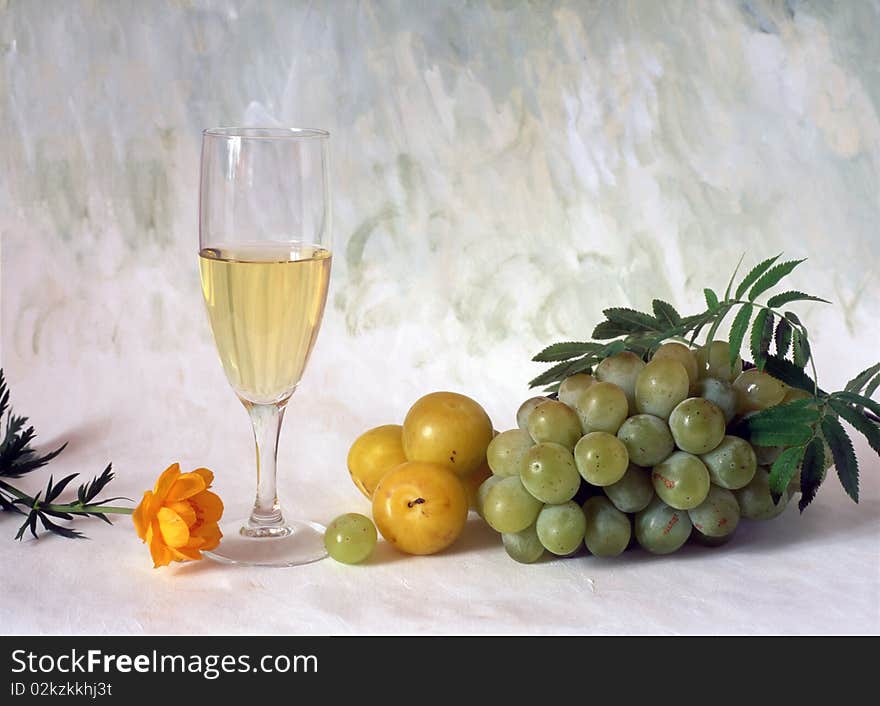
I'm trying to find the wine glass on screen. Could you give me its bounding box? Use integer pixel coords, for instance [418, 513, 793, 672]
[198, 127, 331, 567]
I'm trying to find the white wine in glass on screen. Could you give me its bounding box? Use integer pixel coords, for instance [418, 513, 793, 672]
[199, 127, 332, 567]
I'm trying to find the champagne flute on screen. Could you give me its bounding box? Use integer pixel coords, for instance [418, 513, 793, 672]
[198, 127, 331, 566]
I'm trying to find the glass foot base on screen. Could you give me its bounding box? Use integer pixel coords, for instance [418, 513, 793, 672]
[203, 518, 328, 567]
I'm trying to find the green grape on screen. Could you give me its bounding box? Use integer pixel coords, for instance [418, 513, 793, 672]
[651, 342, 698, 385]
[487, 429, 534, 477]
[753, 442, 783, 466]
[699, 435, 757, 489]
[527, 400, 582, 449]
[604, 463, 654, 513]
[520, 442, 581, 504]
[324, 513, 378, 564]
[582, 496, 631, 557]
[517, 396, 549, 430]
[634, 497, 693, 554]
[651, 451, 711, 510]
[535, 501, 587, 556]
[502, 524, 545, 563]
[687, 485, 740, 537]
[781, 387, 812, 404]
[695, 340, 743, 382]
[476, 475, 502, 518]
[573, 381, 629, 434]
[734, 466, 789, 520]
[595, 351, 646, 414]
[616, 414, 675, 466]
[558, 373, 596, 408]
[732, 369, 787, 414]
[573, 431, 629, 486]
[635, 358, 690, 419]
[483, 476, 543, 533]
[695, 377, 737, 423]
[668, 397, 726, 454]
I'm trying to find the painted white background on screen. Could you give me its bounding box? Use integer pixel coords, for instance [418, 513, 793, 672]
[1, 0, 878, 634]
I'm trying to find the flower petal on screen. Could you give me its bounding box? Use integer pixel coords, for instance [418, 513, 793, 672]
[157, 507, 190, 548]
[132, 491, 153, 540]
[170, 546, 203, 562]
[148, 520, 173, 568]
[192, 467, 215, 488]
[166, 500, 197, 527]
[152, 463, 181, 501]
[192, 522, 222, 551]
[166, 472, 207, 502]
[192, 490, 224, 525]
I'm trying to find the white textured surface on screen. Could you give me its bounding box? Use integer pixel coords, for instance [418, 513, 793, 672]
[1, 1, 879, 635]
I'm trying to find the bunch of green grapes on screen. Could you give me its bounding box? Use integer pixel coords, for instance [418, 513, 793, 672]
[478, 342, 823, 563]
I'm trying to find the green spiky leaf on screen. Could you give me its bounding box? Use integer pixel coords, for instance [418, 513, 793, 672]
[532, 341, 602, 363]
[652, 299, 681, 327]
[766, 291, 830, 308]
[798, 437, 826, 512]
[820, 415, 859, 503]
[728, 303, 753, 371]
[774, 317, 792, 358]
[735, 254, 780, 300]
[748, 259, 805, 301]
[704, 288, 719, 310]
[829, 399, 880, 455]
[769, 446, 806, 498]
[845, 362, 880, 394]
[602, 308, 660, 333]
[750, 308, 773, 371]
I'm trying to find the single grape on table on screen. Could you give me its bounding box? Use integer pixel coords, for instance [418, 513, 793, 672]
[324, 513, 378, 564]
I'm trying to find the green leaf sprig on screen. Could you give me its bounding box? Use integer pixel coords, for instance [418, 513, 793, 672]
[0, 370, 132, 539]
[530, 255, 879, 512]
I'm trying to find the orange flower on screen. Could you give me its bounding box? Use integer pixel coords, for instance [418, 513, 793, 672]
[132, 463, 224, 568]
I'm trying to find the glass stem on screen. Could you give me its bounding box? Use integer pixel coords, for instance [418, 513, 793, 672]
[246, 402, 287, 528]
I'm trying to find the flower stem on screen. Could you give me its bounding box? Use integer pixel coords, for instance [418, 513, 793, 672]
[0, 479, 132, 515]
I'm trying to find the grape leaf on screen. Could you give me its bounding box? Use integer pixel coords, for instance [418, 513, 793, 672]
[750, 308, 773, 371]
[774, 317, 792, 358]
[798, 437, 826, 512]
[792, 328, 811, 368]
[748, 259, 805, 301]
[529, 357, 594, 388]
[723, 254, 745, 300]
[845, 362, 880, 393]
[762, 355, 821, 395]
[738, 399, 820, 427]
[735, 254, 780, 299]
[829, 399, 880, 455]
[769, 446, 806, 498]
[652, 299, 681, 327]
[834, 391, 880, 418]
[532, 341, 602, 363]
[728, 303, 753, 371]
[602, 308, 660, 332]
[592, 320, 633, 340]
[820, 415, 859, 503]
[742, 425, 813, 448]
[766, 291, 830, 308]
[865, 372, 880, 400]
[704, 288, 719, 310]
